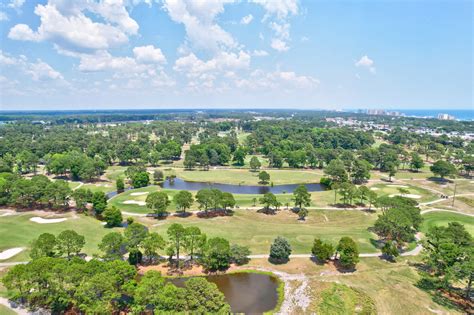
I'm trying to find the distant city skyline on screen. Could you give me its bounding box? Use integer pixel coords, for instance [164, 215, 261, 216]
[0, 0, 472, 110]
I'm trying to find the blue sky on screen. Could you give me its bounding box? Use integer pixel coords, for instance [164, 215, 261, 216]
[0, 0, 472, 110]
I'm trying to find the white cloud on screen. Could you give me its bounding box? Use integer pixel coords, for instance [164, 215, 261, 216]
[27, 60, 63, 81]
[270, 22, 290, 40]
[8, 0, 25, 9]
[252, 0, 298, 19]
[355, 55, 376, 74]
[241, 14, 253, 25]
[235, 69, 319, 90]
[271, 38, 289, 52]
[252, 50, 269, 57]
[162, 0, 236, 52]
[133, 45, 167, 64]
[8, 1, 138, 53]
[0, 50, 17, 65]
[0, 11, 8, 21]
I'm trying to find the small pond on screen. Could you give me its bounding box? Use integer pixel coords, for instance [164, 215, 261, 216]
[106, 177, 326, 199]
[169, 272, 280, 314]
[161, 177, 325, 194]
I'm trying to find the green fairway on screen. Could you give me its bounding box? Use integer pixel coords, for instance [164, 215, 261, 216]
[420, 211, 474, 235]
[147, 209, 379, 254]
[0, 213, 122, 262]
[369, 183, 438, 203]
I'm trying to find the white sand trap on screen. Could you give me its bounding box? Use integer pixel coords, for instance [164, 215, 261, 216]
[30, 217, 68, 224]
[0, 247, 24, 260]
[370, 187, 380, 191]
[123, 200, 146, 206]
[387, 184, 408, 188]
[130, 192, 149, 196]
[389, 194, 421, 199]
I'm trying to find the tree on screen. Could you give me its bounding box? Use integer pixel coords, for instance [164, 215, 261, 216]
[298, 208, 308, 220]
[230, 244, 251, 265]
[258, 171, 270, 184]
[30, 233, 56, 259]
[146, 191, 170, 216]
[338, 182, 357, 205]
[422, 222, 473, 297]
[269, 236, 292, 263]
[410, 153, 424, 172]
[167, 223, 186, 268]
[196, 189, 214, 213]
[173, 190, 194, 214]
[351, 159, 372, 184]
[366, 190, 378, 210]
[73, 188, 92, 211]
[324, 159, 348, 184]
[373, 205, 422, 244]
[336, 237, 359, 269]
[131, 171, 150, 188]
[99, 232, 127, 261]
[386, 162, 397, 181]
[124, 223, 148, 264]
[56, 230, 85, 259]
[430, 160, 457, 179]
[184, 277, 231, 313]
[249, 156, 261, 171]
[292, 184, 311, 209]
[116, 177, 125, 192]
[220, 192, 236, 210]
[311, 238, 334, 262]
[75, 272, 119, 314]
[103, 206, 123, 227]
[259, 192, 278, 212]
[201, 237, 231, 270]
[153, 170, 164, 183]
[183, 226, 206, 261]
[92, 191, 108, 216]
[233, 147, 246, 166]
[141, 232, 165, 263]
[381, 240, 399, 261]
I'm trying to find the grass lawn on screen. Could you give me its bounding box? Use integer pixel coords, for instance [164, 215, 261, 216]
[145, 209, 379, 254]
[420, 212, 474, 235]
[369, 183, 438, 203]
[0, 304, 16, 315]
[0, 212, 122, 262]
[168, 168, 322, 185]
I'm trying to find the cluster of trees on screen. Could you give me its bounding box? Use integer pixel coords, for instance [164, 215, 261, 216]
[330, 183, 378, 207]
[2, 257, 229, 313]
[419, 222, 473, 301]
[311, 237, 360, 269]
[372, 196, 423, 260]
[0, 174, 71, 209]
[46, 152, 106, 181]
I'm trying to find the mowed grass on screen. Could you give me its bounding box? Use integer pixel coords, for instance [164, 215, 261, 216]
[370, 183, 438, 203]
[169, 168, 322, 185]
[146, 209, 378, 254]
[0, 213, 122, 262]
[420, 211, 474, 235]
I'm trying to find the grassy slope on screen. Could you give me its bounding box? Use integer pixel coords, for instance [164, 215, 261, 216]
[421, 212, 474, 235]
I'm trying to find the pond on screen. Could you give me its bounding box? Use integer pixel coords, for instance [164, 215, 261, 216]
[106, 177, 326, 198]
[161, 177, 325, 194]
[169, 272, 280, 314]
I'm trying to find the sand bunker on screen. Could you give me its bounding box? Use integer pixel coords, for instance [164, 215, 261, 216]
[387, 184, 408, 188]
[370, 187, 380, 191]
[30, 217, 68, 224]
[389, 194, 421, 199]
[123, 200, 146, 206]
[130, 192, 149, 196]
[0, 210, 15, 217]
[0, 247, 24, 260]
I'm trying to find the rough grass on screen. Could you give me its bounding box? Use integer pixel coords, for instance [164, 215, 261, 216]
[0, 304, 16, 315]
[420, 212, 474, 235]
[310, 282, 376, 314]
[0, 212, 122, 262]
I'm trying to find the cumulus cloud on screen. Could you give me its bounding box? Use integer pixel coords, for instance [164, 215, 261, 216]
[8, 1, 138, 53]
[8, 0, 25, 9]
[162, 0, 236, 52]
[241, 14, 253, 25]
[0, 11, 8, 21]
[271, 38, 289, 52]
[355, 55, 376, 74]
[252, 0, 298, 19]
[133, 45, 167, 64]
[27, 60, 63, 81]
[235, 69, 319, 90]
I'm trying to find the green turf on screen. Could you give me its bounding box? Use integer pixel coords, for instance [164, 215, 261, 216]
[314, 283, 376, 314]
[0, 304, 16, 315]
[420, 212, 474, 235]
[0, 213, 122, 262]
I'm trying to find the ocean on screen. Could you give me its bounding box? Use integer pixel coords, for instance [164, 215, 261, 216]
[391, 109, 474, 121]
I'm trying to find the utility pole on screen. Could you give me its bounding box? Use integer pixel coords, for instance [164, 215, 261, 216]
[451, 182, 457, 207]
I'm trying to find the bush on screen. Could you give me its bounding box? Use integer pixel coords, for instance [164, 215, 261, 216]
[230, 244, 251, 265]
[319, 177, 333, 188]
[103, 206, 123, 228]
[269, 236, 291, 263]
[311, 238, 334, 262]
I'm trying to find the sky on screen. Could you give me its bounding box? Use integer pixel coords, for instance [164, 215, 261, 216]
[0, 0, 472, 110]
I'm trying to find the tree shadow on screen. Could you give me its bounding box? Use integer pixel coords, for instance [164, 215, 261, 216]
[310, 256, 326, 266]
[268, 257, 289, 265]
[196, 209, 234, 218]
